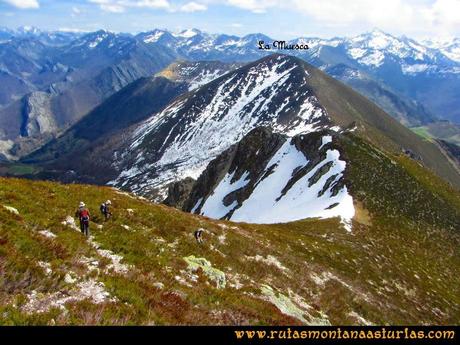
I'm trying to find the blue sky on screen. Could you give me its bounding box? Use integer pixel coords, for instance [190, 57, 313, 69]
[1, 0, 459, 38]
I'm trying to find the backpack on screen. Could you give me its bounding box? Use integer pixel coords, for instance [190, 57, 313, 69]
[100, 203, 106, 214]
[80, 209, 90, 223]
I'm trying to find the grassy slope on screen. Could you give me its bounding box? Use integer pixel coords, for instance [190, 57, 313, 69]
[411, 123, 460, 147]
[303, 60, 460, 189]
[0, 133, 459, 325]
[0, 163, 42, 177]
[410, 127, 434, 142]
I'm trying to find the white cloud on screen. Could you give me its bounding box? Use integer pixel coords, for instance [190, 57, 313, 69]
[428, 0, 460, 33]
[2, 0, 39, 9]
[180, 1, 207, 12]
[88, 0, 170, 13]
[128, 0, 170, 9]
[58, 27, 90, 33]
[88, 0, 125, 12]
[225, 0, 460, 37]
[293, 0, 415, 27]
[292, 0, 460, 36]
[71, 6, 82, 16]
[87, 0, 120, 12]
[226, 0, 278, 13]
[103, 4, 125, 12]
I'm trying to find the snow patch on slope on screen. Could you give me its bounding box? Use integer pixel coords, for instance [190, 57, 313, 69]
[358, 51, 385, 67]
[143, 31, 164, 43]
[201, 171, 250, 219]
[198, 137, 355, 230]
[188, 69, 225, 90]
[401, 63, 430, 75]
[174, 29, 200, 38]
[88, 33, 107, 48]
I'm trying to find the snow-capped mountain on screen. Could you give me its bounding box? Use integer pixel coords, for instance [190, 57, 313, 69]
[136, 29, 177, 47]
[334, 29, 457, 73]
[0, 27, 15, 43]
[138, 28, 272, 62]
[23, 61, 243, 170]
[110, 54, 333, 197]
[18, 54, 460, 230]
[135, 28, 459, 75]
[0, 29, 177, 158]
[422, 37, 460, 63]
[293, 30, 460, 125]
[1, 27, 460, 165]
[1, 26, 459, 132]
[0, 26, 82, 46]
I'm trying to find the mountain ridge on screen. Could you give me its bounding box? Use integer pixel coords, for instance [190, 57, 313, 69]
[18, 54, 460, 194]
[181, 127, 354, 230]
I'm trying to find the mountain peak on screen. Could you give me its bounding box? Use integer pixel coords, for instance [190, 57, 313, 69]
[78, 30, 114, 48]
[175, 28, 202, 38]
[139, 29, 168, 43]
[368, 28, 389, 36]
[109, 54, 331, 195]
[351, 28, 397, 47]
[16, 25, 41, 35]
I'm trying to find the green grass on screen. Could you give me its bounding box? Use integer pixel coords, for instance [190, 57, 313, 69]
[410, 126, 434, 142]
[410, 124, 460, 147]
[0, 163, 41, 176]
[0, 133, 459, 326]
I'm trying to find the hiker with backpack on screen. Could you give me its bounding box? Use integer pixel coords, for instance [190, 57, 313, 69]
[75, 201, 90, 237]
[194, 228, 204, 244]
[100, 200, 112, 221]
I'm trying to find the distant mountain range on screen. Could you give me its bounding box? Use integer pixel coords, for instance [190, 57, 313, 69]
[0, 27, 460, 159]
[0, 27, 459, 162]
[0, 29, 176, 159]
[134, 28, 460, 125]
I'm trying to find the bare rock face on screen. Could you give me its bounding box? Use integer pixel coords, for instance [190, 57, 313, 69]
[163, 177, 196, 209]
[22, 91, 56, 137]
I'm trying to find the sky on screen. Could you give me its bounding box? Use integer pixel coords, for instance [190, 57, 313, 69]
[0, 0, 459, 39]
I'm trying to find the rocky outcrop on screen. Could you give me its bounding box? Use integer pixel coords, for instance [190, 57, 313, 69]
[163, 177, 196, 209]
[183, 256, 226, 289]
[21, 91, 56, 137]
